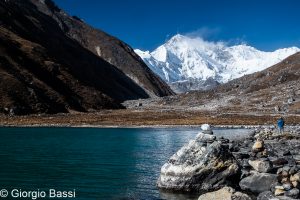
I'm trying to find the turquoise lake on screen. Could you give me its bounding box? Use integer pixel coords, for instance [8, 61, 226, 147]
[0, 127, 251, 200]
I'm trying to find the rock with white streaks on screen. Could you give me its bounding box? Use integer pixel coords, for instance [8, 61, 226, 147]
[157, 134, 239, 192]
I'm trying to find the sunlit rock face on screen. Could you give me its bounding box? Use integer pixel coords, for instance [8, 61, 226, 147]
[157, 131, 239, 192]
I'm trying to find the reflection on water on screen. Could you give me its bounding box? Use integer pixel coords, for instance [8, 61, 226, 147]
[0, 127, 252, 200]
[159, 191, 199, 200]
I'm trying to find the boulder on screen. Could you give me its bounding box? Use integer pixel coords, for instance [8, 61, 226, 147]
[201, 124, 213, 135]
[289, 166, 298, 175]
[282, 183, 292, 191]
[285, 188, 299, 198]
[272, 158, 289, 167]
[198, 186, 251, 200]
[201, 124, 211, 131]
[293, 155, 300, 163]
[290, 173, 300, 182]
[242, 159, 251, 168]
[257, 191, 297, 200]
[275, 186, 285, 190]
[239, 172, 277, 194]
[292, 181, 299, 188]
[275, 188, 285, 196]
[233, 151, 250, 160]
[195, 132, 216, 142]
[248, 159, 273, 173]
[157, 137, 239, 192]
[283, 150, 291, 156]
[257, 191, 275, 200]
[252, 140, 264, 152]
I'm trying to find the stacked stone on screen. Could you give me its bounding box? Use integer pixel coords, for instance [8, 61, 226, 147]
[158, 125, 300, 200]
[248, 140, 272, 172]
[254, 128, 274, 140]
[273, 166, 300, 198]
[239, 139, 277, 195]
[240, 133, 300, 199]
[157, 124, 240, 193]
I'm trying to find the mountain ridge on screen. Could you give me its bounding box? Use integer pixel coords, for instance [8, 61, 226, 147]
[0, 0, 172, 115]
[157, 52, 300, 114]
[31, 0, 174, 97]
[135, 34, 300, 93]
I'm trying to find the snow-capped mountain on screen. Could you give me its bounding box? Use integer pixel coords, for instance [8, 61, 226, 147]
[135, 34, 300, 93]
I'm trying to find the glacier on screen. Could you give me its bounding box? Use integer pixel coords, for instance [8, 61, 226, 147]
[135, 34, 300, 93]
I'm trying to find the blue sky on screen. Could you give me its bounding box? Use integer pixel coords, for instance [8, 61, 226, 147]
[53, 0, 300, 51]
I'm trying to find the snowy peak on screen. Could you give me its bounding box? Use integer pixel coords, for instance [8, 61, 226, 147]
[135, 35, 300, 93]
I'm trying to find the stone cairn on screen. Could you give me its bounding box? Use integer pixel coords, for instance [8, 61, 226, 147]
[245, 127, 300, 199]
[274, 165, 300, 198]
[158, 125, 300, 200]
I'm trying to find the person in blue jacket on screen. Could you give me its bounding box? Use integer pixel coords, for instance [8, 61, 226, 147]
[277, 117, 285, 134]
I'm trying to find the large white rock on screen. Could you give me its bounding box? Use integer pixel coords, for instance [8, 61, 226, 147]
[200, 124, 213, 135]
[248, 159, 273, 173]
[201, 124, 211, 131]
[195, 132, 216, 141]
[157, 133, 239, 192]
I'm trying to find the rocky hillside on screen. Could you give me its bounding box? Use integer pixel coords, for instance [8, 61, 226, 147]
[127, 52, 300, 115]
[210, 52, 300, 114]
[182, 52, 300, 114]
[0, 0, 173, 115]
[32, 0, 173, 97]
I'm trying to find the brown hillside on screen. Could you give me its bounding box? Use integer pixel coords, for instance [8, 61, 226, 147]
[0, 0, 170, 114]
[31, 0, 174, 97]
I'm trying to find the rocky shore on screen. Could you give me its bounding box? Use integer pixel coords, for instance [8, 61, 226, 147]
[158, 125, 300, 199]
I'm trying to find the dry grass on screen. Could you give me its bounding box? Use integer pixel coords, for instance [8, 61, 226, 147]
[0, 109, 299, 127]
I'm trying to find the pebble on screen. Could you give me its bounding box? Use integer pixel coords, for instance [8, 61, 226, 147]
[290, 173, 300, 182]
[282, 170, 289, 177]
[275, 188, 285, 196]
[273, 158, 289, 167]
[285, 188, 300, 198]
[289, 166, 297, 175]
[291, 181, 299, 188]
[252, 140, 264, 152]
[283, 150, 291, 156]
[283, 183, 292, 191]
[283, 166, 291, 172]
[275, 185, 285, 190]
[248, 159, 272, 173]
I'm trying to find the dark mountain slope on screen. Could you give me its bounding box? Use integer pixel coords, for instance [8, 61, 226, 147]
[31, 0, 174, 97]
[0, 0, 157, 114]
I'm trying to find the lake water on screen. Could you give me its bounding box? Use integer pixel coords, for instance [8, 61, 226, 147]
[0, 127, 252, 200]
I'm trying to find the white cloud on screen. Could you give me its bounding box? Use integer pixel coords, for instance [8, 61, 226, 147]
[182, 27, 248, 47]
[184, 27, 221, 39]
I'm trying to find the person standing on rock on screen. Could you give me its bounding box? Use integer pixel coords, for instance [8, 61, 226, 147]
[277, 117, 285, 134]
